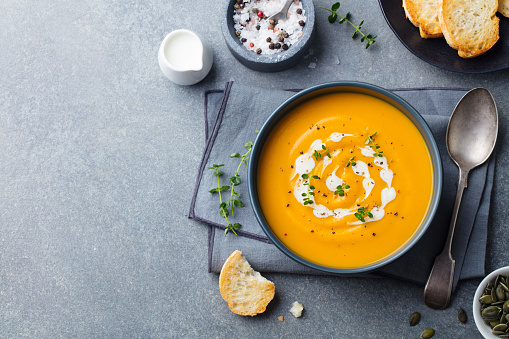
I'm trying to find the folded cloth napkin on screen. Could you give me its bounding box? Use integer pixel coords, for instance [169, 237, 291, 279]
[188, 82, 496, 290]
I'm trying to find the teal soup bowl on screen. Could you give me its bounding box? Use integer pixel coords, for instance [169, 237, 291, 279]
[247, 81, 443, 274]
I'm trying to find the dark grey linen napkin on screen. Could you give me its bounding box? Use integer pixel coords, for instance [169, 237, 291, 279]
[189, 82, 496, 290]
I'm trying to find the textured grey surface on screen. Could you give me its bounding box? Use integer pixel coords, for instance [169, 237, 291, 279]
[1, 0, 508, 338]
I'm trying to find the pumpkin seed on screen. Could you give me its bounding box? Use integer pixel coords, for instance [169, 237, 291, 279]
[494, 286, 501, 302]
[501, 282, 509, 292]
[420, 328, 435, 338]
[458, 307, 468, 323]
[483, 306, 502, 320]
[481, 295, 496, 304]
[409, 312, 421, 326]
[494, 324, 508, 332]
[498, 284, 508, 301]
[480, 278, 509, 335]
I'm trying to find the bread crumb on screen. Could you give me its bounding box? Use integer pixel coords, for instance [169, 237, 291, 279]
[278, 316, 284, 322]
[290, 301, 304, 318]
[219, 250, 275, 316]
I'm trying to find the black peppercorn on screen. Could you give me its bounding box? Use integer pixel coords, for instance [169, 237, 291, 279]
[269, 43, 275, 49]
[299, 20, 305, 26]
[236, 0, 242, 3]
[297, 8, 302, 14]
[256, 48, 262, 54]
[241, 38, 247, 42]
[266, 37, 271, 42]
[275, 43, 281, 49]
[239, 3, 244, 9]
[282, 44, 288, 50]
[256, 25, 260, 30]
[278, 36, 284, 42]
[252, 7, 259, 13]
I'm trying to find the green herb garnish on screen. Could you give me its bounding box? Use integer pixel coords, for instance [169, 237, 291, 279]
[208, 141, 253, 236]
[301, 173, 315, 205]
[346, 156, 357, 167]
[321, 2, 376, 49]
[313, 144, 332, 161]
[334, 183, 350, 197]
[365, 132, 377, 145]
[365, 132, 383, 157]
[228, 141, 253, 215]
[354, 206, 373, 222]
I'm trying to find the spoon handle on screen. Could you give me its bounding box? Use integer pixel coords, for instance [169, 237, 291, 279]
[423, 168, 469, 309]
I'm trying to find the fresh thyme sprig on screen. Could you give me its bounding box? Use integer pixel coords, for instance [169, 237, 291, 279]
[321, 2, 377, 49]
[365, 131, 377, 145]
[208, 164, 241, 235]
[313, 144, 332, 161]
[355, 206, 373, 222]
[346, 156, 357, 167]
[229, 141, 253, 216]
[208, 141, 253, 236]
[334, 183, 350, 196]
[365, 132, 383, 157]
[301, 173, 317, 205]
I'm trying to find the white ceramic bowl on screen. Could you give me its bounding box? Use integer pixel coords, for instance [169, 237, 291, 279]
[473, 266, 509, 338]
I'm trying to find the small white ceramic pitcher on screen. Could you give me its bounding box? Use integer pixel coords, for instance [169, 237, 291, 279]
[158, 29, 213, 86]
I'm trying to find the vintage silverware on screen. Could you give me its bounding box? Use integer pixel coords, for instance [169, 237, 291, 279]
[423, 88, 498, 309]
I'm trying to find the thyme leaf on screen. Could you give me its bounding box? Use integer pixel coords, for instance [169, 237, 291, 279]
[355, 206, 373, 222]
[208, 136, 255, 236]
[334, 183, 350, 196]
[321, 2, 376, 49]
[346, 156, 357, 167]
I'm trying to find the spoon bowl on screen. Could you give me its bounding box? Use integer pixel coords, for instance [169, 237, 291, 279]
[424, 88, 498, 309]
[268, 0, 295, 22]
[447, 88, 499, 170]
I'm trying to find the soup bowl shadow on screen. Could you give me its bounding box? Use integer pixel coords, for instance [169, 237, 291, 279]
[247, 81, 443, 274]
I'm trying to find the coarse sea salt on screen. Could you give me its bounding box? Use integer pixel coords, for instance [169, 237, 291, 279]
[233, 0, 307, 55]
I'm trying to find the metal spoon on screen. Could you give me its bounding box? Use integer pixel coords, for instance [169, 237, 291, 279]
[268, 0, 295, 22]
[423, 88, 498, 309]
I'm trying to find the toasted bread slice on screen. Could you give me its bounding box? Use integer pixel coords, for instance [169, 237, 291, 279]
[499, 0, 509, 18]
[219, 250, 275, 316]
[439, 0, 499, 58]
[403, 0, 443, 38]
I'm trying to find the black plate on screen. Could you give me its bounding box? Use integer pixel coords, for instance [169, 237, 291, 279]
[379, 0, 509, 73]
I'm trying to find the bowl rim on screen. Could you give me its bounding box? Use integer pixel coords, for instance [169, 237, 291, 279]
[473, 266, 509, 338]
[247, 80, 443, 274]
[221, 0, 315, 66]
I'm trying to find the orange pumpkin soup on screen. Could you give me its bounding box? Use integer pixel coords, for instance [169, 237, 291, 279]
[257, 92, 433, 268]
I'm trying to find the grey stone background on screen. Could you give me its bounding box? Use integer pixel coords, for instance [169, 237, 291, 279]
[1, 0, 508, 337]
